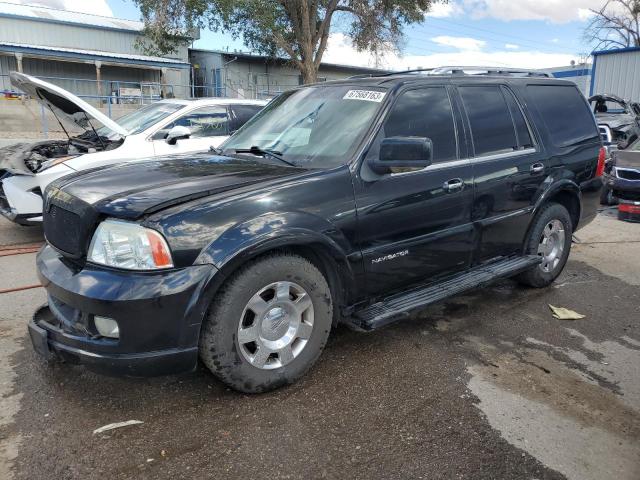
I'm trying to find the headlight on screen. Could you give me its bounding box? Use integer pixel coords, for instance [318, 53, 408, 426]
[88, 220, 173, 270]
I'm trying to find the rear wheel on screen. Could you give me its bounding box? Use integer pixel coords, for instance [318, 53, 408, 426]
[199, 253, 332, 393]
[517, 203, 573, 288]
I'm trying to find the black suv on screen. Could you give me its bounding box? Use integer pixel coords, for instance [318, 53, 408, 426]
[29, 68, 604, 393]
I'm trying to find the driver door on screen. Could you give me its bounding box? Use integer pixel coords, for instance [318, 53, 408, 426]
[152, 105, 230, 155]
[353, 86, 474, 297]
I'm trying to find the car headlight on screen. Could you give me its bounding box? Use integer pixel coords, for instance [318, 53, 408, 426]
[88, 219, 173, 270]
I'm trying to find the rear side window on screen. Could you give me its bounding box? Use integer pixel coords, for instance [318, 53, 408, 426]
[380, 87, 457, 163]
[459, 86, 518, 156]
[527, 85, 598, 147]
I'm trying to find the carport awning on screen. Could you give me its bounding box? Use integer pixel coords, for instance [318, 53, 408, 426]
[0, 42, 190, 70]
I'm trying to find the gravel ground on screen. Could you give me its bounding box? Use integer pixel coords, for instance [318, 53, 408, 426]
[0, 210, 638, 480]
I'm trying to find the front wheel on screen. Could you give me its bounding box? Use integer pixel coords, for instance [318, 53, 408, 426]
[199, 253, 333, 393]
[516, 203, 573, 288]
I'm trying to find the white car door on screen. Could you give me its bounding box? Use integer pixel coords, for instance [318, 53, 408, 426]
[151, 105, 230, 156]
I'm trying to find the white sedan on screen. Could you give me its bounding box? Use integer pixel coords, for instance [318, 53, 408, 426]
[0, 72, 266, 224]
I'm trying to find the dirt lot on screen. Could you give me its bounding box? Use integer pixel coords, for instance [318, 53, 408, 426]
[0, 210, 638, 480]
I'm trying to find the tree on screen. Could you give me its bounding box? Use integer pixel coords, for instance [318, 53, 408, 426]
[585, 0, 640, 51]
[135, 0, 439, 84]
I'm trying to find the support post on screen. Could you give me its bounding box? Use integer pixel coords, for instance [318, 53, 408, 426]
[15, 53, 23, 73]
[95, 61, 102, 100]
[160, 68, 167, 99]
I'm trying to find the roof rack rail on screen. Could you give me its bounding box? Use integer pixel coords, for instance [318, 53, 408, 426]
[347, 66, 551, 80]
[427, 66, 551, 77]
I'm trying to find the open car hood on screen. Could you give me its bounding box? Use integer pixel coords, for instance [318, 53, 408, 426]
[10, 72, 128, 137]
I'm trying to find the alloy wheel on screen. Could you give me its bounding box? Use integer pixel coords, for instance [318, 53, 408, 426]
[237, 281, 314, 370]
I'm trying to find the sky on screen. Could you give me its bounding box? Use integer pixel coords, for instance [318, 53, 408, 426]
[6, 0, 610, 69]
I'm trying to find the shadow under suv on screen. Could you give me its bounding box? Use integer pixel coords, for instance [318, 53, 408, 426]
[29, 67, 604, 393]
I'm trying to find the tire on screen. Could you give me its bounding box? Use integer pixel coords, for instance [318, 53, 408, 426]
[516, 203, 573, 288]
[600, 186, 617, 206]
[199, 253, 333, 393]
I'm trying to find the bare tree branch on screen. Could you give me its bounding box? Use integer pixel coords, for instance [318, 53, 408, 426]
[584, 0, 640, 50]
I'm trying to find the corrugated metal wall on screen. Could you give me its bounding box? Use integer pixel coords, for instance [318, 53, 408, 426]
[592, 50, 640, 101]
[0, 17, 189, 61]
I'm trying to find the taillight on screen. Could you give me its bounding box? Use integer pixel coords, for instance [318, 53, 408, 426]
[596, 147, 606, 177]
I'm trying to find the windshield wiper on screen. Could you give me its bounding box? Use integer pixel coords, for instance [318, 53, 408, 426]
[234, 146, 296, 167]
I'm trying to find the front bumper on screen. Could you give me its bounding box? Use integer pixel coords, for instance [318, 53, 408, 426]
[31, 245, 218, 376]
[604, 173, 640, 201]
[0, 175, 43, 224]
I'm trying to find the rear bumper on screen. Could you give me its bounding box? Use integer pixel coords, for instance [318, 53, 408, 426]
[32, 245, 219, 376]
[577, 177, 602, 230]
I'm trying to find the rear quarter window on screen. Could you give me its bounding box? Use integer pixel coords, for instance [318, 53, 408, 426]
[527, 85, 599, 147]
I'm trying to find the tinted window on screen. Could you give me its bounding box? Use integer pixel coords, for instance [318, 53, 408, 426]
[379, 87, 457, 163]
[460, 86, 517, 156]
[528, 85, 598, 147]
[229, 104, 262, 132]
[502, 87, 533, 148]
[163, 106, 229, 139]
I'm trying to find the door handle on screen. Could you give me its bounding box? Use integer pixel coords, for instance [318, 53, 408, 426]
[443, 178, 464, 192]
[530, 163, 545, 174]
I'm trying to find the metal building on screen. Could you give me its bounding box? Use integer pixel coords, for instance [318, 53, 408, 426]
[543, 64, 592, 96]
[590, 47, 640, 101]
[189, 49, 389, 100]
[0, 2, 193, 101]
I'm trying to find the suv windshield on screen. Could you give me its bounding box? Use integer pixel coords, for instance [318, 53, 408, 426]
[221, 85, 387, 168]
[100, 102, 184, 136]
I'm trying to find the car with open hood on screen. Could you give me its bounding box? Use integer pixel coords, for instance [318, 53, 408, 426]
[0, 72, 265, 224]
[589, 93, 640, 150]
[29, 69, 603, 393]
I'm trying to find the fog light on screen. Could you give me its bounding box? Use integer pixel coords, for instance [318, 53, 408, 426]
[94, 316, 119, 339]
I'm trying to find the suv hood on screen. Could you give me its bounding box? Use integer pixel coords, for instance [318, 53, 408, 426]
[48, 153, 305, 220]
[10, 72, 128, 137]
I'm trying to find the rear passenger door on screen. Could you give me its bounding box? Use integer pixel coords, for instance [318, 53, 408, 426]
[456, 84, 546, 263]
[354, 86, 475, 297]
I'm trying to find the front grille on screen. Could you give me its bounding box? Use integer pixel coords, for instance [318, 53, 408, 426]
[616, 168, 640, 181]
[43, 187, 99, 258]
[599, 125, 612, 144]
[45, 205, 84, 254]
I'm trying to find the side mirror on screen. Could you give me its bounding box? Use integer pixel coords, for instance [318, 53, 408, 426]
[166, 125, 191, 145]
[370, 137, 433, 174]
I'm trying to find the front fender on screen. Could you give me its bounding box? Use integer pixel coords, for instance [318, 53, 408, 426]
[194, 211, 358, 299]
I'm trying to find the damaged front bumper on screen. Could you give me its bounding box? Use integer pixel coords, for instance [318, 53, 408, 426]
[30, 245, 219, 376]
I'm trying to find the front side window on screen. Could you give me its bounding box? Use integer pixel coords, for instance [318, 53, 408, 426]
[169, 106, 229, 138]
[369, 87, 458, 164]
[459, 85, 518, 156]
[221, 85, 386, 168]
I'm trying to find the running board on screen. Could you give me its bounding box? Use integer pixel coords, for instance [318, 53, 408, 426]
[350, 255, 541, 331]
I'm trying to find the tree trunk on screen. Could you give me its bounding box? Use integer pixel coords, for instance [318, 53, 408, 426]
[300, 59, 318, 84]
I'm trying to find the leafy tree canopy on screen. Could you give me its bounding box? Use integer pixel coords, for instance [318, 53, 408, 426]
[135, 0, 440, 83]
